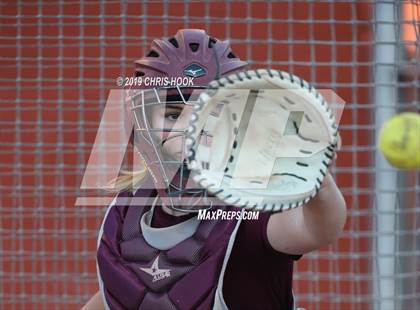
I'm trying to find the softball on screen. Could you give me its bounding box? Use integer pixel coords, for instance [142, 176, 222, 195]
[378, 112, 420, 170]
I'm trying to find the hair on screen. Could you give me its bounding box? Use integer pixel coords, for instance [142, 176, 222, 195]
[104, 149, 149, 193]
[105, 168, 148, 193]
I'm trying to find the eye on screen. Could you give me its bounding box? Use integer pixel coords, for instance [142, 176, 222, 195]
[165, 112, 180, 121]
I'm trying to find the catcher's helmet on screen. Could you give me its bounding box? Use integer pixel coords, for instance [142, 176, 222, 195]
[127, 29, 248, 212]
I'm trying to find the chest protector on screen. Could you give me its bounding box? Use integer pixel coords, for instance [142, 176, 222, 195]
[96, 194, 240, 310]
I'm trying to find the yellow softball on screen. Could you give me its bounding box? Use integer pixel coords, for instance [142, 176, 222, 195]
[379, 112, 420, 170]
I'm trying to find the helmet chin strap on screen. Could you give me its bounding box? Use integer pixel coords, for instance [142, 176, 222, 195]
[156, 188, 213, 214]
[160, 161, 213, 214]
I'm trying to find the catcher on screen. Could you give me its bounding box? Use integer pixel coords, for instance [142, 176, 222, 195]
[83, 29, 346, 310]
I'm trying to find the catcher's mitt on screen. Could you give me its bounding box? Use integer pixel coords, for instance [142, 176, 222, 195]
[185, 69, 339, 213]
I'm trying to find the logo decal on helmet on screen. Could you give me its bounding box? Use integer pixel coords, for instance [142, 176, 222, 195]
[183, 63, 206, 78]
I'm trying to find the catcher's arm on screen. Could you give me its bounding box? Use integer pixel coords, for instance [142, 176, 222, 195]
[267, 172, 346, 255]
[186, 69, 347, 253]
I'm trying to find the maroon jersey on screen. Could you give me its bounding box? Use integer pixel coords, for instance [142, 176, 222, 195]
[152, 206, 301, 309]
[97, 186, 301, 310]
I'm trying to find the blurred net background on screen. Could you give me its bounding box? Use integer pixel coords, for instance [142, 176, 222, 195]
[1, 1, 419, 309]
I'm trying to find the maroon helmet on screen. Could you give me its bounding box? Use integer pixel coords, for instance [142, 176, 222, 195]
[126, 29, 248, 212]
[134, 28, 248, 85]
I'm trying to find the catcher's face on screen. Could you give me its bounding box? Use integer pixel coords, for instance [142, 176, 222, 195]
[149, 99, 213, 212]
[130, 88, 214, 212]
[150, 102, 193, 162]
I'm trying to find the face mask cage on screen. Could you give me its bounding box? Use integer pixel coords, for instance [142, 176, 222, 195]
[128, 85, 213, 213]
